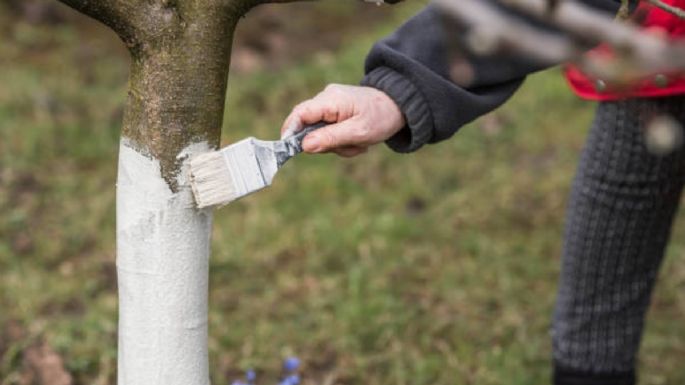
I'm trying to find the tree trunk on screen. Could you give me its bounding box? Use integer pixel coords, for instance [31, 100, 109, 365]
[115, 6, 237, 385]
[54, 1, 243, 383]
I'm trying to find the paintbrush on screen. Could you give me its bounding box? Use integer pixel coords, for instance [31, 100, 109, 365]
[189, 122, 326, 209]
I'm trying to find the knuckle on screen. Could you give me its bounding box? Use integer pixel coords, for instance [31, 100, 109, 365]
[325, 84, 348, 98]
[322, 105, 339, 122]
[355, 121, 373, 140]
[325, 83, 342, 92]
[322, 130, 339, 147]
[292, 101, 310, 115]
[301, 104, 314, 116]
[315, 88, 330, 98]
[299, 103, 320, 120]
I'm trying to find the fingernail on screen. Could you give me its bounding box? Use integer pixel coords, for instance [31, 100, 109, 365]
[304, 135, 321, 152]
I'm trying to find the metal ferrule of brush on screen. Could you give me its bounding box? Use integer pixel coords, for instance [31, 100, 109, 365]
[275, 122, 327, 167]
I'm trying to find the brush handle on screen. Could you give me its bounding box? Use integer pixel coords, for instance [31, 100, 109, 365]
[288, 122, 327, 155]
[276, 122, 327, 167]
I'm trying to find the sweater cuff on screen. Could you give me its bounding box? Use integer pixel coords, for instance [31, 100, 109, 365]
[554, 365, 636, 385]
[361, 67, 433, 153]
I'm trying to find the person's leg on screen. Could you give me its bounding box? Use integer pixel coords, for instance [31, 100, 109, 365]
[552, 96, 685, 385]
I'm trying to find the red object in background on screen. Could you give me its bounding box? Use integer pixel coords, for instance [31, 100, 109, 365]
[565, 0, 685, 101]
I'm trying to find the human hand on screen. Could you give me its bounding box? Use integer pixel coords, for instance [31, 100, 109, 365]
[281, 84, 405, 157]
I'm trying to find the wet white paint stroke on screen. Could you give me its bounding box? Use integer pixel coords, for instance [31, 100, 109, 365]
[116, 139, 213, 385]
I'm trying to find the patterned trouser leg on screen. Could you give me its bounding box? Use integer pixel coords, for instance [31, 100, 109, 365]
[552, 97, 685, 385]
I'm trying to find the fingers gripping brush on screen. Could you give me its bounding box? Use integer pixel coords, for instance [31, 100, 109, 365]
[189, 122, 325, 209]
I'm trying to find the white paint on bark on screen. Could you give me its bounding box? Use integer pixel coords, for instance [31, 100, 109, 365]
[116, 139, 213, 385]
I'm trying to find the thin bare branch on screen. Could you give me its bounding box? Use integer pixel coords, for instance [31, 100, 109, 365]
[248, 0, 397, 7]
[645, 0, 685, 19]
[437, 0, 579, 64]
[434, 0, 685, 82]
[56, 0, 141, 43]
[617, 0, 632, 20]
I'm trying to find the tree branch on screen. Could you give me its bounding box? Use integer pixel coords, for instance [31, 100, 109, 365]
[645, 0, 685, 19]
[237, 0, 399, 15]
[617, 0, 632, 20]
[435, 0, 685, 82]
[56, 0, 142, 44]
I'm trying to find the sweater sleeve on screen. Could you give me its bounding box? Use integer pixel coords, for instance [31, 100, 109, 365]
[362, 0, 628, 153]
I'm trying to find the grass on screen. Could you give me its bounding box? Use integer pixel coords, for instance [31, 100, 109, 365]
[1, 1, 684, 384]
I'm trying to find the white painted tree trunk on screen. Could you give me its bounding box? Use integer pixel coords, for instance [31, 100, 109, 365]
[116, 139, 213, 385]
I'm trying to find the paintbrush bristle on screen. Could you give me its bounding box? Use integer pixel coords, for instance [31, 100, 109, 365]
[190, 138, 281, 209]
[190, 123, 322, 209]
[189, 150, 240, 209]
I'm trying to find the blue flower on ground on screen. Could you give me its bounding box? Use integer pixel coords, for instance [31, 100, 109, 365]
[246, 369, 256, 384]
[285, 374, 300, 385]
[230, 357, 301, 385]
[283, 357, 300, 373]
[277, 374, 300, 385]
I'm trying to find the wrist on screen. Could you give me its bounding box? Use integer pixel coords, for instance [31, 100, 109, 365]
[367, 86, 406, 139]
[361, 67, 433, 153]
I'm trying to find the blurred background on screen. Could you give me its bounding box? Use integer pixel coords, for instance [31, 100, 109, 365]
[0, 1, 684, 384]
